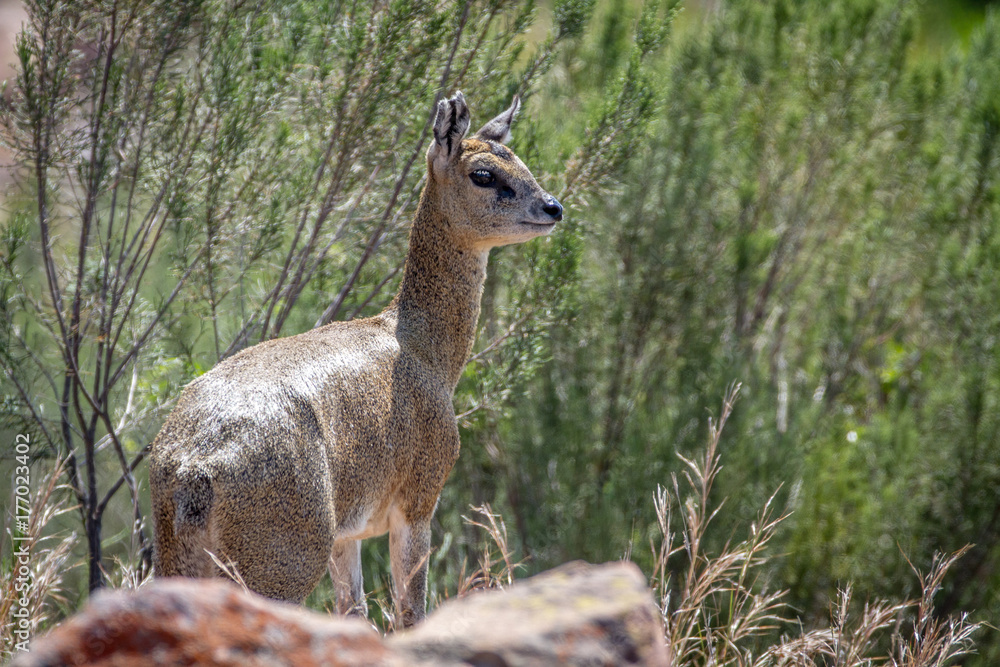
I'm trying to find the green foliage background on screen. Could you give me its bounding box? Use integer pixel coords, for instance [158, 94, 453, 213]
[2, 0, 999, 661]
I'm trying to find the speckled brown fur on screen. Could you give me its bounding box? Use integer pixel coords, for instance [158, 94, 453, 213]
[149, 93, 563, 628]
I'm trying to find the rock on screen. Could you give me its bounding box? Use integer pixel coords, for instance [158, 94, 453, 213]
[391, 560, 669, 666]
[11, 578, 395, 667]
[15, 561, 668, 667]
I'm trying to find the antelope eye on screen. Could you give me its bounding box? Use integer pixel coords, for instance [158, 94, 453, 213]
[469, 170, 495, 187]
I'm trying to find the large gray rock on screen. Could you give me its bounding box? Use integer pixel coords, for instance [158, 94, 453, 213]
[391, 560, 669, 666]
[14, 561, 668, 667]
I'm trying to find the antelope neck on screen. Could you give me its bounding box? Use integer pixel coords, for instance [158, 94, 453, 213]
[387, 190, 489, 390]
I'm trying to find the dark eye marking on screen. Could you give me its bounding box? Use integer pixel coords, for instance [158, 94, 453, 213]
[470, 170, 495, 187]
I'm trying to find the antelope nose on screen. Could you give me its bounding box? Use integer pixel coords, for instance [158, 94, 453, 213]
[542, 195, 563, 222]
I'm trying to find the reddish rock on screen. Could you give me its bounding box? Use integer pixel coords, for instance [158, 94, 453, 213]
[15, 562, 668, 667]
[12, 578, 393, 667]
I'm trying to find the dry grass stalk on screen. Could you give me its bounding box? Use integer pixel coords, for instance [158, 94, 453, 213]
[103, 493, 154, 591]
[1, 458, 78, 658]
[204, 550, 250, 594]
[653, 383, 789, 666]
[888, 547, 982, 667]
[650, 384, 981, 667]
[457, 503, 521, 597]
[369, 503, 520, 633]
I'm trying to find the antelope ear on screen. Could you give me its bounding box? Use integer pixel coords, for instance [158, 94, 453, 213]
[429, 92, 471, 169]
[474, 95, 520, 144]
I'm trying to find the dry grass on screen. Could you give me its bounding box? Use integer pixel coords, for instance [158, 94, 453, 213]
[1, 459, 77, 659]
[454, 503, 521, 596]
[103, 502, 154, 592]
[370, 504, 525, 633]
[204, 550, 251, 594]
[649, 383, 982, 667]
[337, 503, 521, 633]
[649, 383, 788, 665]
